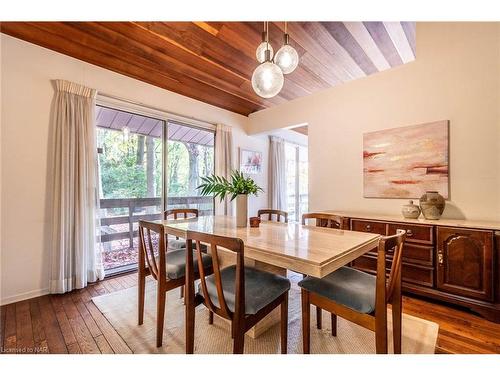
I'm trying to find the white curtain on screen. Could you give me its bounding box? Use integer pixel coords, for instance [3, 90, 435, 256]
[214, 124, 233, 216]
[269, 136, 287, 211]
[49, 80, 104, 294]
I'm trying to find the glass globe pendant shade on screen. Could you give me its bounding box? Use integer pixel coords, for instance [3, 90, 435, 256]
[251, 60, 284, 98]
[275, 35, 299, 74]
[256, 41, 274, 63]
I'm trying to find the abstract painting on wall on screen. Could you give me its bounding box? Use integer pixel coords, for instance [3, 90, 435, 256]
[240, 149, 263, 174]
[363, 120, 449, 198]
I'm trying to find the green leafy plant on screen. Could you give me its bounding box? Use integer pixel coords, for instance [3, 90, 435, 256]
[197, 170, 264, 201]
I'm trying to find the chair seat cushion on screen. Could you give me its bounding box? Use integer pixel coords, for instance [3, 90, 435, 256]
[298, 266, 376, 314]
[198, 265, 291, 315]
[158, 249, 212, 280]
[167, 239, 187, 250]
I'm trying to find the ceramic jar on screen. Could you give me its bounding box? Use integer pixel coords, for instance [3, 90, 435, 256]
[402, 200, 421, 219]
[419, 191, 445, 220]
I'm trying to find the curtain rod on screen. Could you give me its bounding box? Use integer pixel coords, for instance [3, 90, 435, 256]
[96, 92, 217, 127]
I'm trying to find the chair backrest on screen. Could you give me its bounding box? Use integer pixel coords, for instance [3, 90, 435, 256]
[376, 230, 406, 303]
[186, 231, 244, 321]
[301, 213, 346, 229]
[257, 209, 288, 223]
[164, 208, 199, 220]
[138, 220, 166, 281]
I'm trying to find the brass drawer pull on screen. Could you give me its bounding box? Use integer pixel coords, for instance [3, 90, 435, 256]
[365, 224, 371, 232]
[406, 229, 413, 237]
[437, 249, 444, 265]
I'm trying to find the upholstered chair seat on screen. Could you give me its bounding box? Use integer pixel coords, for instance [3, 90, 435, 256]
[198, 265, 291, 315]
[298, 266, 376, 314]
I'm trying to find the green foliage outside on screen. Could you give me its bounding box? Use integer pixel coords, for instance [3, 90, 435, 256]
[97, 128, 214, 199]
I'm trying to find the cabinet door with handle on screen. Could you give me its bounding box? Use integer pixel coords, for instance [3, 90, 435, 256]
[436, 227, 494, 301]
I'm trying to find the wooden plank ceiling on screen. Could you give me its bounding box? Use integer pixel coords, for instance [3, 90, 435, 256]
[0, 22, 416, 116]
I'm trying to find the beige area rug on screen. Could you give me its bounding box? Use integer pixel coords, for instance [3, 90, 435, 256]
[92, 277, 438, 354]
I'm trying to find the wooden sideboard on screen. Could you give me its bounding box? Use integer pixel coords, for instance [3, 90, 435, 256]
[320, 211, 500, 322]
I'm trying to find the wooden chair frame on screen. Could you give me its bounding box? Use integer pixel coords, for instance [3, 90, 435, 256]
[164, 208, 199, 220]
[301, 230, 406, 354]
[137, 220, 212, 347]
[257, 209, 288, 223]
[301, 212, 347, 329]
[164, 208, 200, 299]
[184, 231, 289, 354]
[301, 212, 348, 229]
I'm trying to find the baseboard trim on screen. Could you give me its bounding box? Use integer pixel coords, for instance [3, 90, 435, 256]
[1, 288, 50, 306]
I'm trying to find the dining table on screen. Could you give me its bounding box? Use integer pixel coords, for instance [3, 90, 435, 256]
[158, 215, 381, 353]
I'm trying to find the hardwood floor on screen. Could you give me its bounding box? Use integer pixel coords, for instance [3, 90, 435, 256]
[1, 272, 499, 354]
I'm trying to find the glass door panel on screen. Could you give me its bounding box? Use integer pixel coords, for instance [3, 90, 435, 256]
[96, 105, 163, 274]
[166, 121, 215, 215]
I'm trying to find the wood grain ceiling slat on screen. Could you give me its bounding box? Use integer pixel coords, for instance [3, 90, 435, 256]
[321, 22, 378, 76]
[363, 21, 404, 67]
[300, 22, 366, 80]
[299, 52, 342, 86]
[343, 22, 391, 71]
[275, 22, 352, 83]
[383, 22, 415, 63]
[401, 22, 417, 57]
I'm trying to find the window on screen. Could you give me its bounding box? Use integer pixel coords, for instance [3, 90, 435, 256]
[285, 142, 308, 222]
[95, 104, 216, 275]
[166, 121, 215, 215]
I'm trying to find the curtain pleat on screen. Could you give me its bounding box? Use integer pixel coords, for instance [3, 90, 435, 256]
[49, 79, 104, 293]
[269, 136, 287, 211]
[214, 124, 233, 216]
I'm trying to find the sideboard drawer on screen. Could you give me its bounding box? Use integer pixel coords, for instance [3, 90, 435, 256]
[402, 264, 434, 288]
[351, 255, 434, 288]
[388, 223, 434, 245]
[351, 219, 387, 235]
[402, 244, 434, 266]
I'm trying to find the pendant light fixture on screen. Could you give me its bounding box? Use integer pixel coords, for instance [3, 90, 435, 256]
[274, 22, 299, 74]
[251, 22, 284, 98]
[255, 22, 273, 63]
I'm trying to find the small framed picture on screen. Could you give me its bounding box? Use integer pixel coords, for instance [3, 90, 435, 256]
[239, 149, 262, 174]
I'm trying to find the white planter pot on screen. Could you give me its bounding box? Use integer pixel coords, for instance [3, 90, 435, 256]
[235, 194, 248, 227]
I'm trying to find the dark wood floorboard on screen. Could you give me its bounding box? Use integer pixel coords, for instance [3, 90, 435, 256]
[1, 271, 499, 354]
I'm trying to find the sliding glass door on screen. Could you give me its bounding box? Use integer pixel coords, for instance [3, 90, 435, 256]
[166, 121, 215, 215]
[95, 105, 215, 274]
[96, 105, 164, 274]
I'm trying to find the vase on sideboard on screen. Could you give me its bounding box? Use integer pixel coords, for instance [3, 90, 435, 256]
[236, 194, 248, 227]
[402, 200, 421, 219]
[419, 191, 445, 220]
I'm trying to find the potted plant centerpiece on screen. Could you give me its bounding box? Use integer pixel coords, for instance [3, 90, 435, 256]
[197, 170, 263, 227]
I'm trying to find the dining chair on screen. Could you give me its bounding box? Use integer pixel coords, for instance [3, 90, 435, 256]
[301, 212, 347, 229]
[298, 230, 407, 354]
[164, 208, 200, 299]
[257, 209, 288, 223]
[137, 220, 213, 347]
[301, 212, 347, 330]
[185, 230, 291, 354]
[164, 208, 199, 244]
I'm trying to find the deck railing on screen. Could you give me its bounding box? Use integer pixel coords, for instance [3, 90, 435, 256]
[99, 196, 213, 247]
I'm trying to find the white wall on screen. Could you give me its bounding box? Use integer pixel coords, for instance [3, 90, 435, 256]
[0, 35, 269, 304]
[249, 22, 500, 222]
